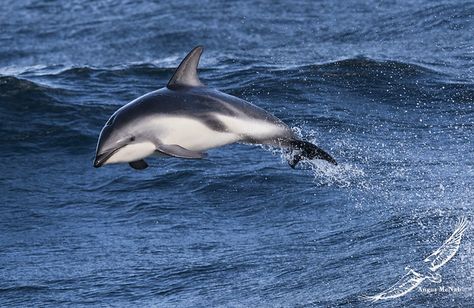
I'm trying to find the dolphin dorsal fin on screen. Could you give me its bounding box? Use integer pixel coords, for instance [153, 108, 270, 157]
[167, 46, 204, 89]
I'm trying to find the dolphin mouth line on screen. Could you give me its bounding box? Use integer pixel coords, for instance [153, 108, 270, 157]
[93, 145, 125, 168]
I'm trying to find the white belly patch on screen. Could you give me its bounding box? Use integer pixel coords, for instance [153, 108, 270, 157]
[213, 114, 284, 140]
[106, 141, 156, 164]
[127, 115, 285, 154]
[151, 116, 239, 151]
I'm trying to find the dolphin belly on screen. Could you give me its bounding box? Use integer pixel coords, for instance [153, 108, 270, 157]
[151, 114, 290, 152]
[213, 114, 292, 143]
[152, 116, 240, 151]
[106, 141, 156, 164]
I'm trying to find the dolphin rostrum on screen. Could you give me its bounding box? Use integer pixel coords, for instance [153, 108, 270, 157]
[94, 46, 337, 170]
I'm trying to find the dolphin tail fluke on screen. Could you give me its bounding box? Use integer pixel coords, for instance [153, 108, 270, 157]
[287, 140, 337, 168]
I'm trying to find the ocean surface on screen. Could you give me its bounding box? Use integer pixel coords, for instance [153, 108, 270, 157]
[1, 0, 473, 307]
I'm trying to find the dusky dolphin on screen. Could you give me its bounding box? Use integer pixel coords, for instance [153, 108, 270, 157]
[94, 46, 336, 170]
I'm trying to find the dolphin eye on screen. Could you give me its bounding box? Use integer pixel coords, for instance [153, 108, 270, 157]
[130, 136, 135, 142]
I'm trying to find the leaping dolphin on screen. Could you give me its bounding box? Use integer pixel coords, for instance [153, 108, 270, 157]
[93, 46, 336, 170]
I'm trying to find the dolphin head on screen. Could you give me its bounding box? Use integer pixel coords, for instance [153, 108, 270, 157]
[93, 109, 156, 168]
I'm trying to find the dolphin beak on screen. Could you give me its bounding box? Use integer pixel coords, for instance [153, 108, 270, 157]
[93, 146, 124, 168]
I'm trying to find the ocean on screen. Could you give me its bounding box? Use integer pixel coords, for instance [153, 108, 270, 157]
[0, 0, 473, 307]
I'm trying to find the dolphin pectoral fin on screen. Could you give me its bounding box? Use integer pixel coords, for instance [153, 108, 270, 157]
[156, 144, 207, 159]
[129, 159, 149, 170]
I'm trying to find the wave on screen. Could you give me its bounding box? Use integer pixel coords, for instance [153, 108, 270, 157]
[1, 57, 471, 111]
[0, 75, 103, 153]
[0, 57, 472, 154]
[0, 57, 456, 79]
[2, 57, 469, 90]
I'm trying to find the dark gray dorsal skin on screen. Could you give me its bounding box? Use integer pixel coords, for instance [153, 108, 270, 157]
[93, 46, 336, 170]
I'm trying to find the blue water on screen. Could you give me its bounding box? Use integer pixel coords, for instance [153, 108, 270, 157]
[1, 1, 473, 307]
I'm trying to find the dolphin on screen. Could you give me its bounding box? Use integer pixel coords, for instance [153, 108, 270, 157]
[94, 46, 336, 170]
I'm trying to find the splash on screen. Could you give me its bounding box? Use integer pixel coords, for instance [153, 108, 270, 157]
[306, 160, 366, 188]
[260, 141, 367, 188]
[290, 127, 367, 188]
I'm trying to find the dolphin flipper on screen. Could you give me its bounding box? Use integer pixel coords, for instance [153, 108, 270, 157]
[156, 144, 207, 159]
[129, 159, 149, 170]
